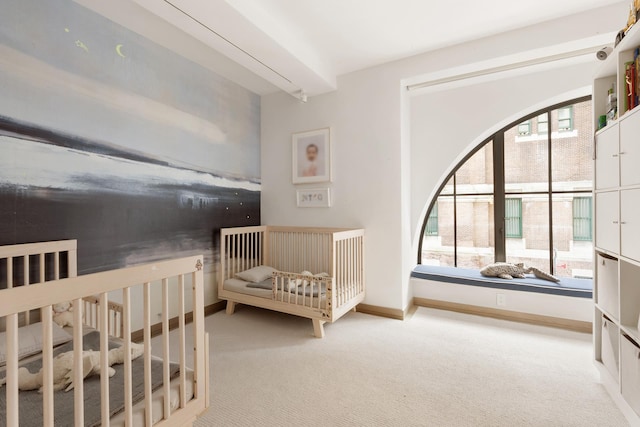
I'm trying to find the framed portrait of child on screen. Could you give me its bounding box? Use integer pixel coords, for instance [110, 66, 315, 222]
[292, 127, 331, 184]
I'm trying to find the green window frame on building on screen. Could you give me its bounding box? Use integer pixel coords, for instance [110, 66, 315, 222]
[505, 198, 522, 238]
[426, 202, 438, 236]
[517, 120, 531, 136]
[558, 106, 573, 131]
[573, 196, 592, 241]
[537, 113, 548, 134]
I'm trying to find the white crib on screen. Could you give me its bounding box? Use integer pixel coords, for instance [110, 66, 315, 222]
[0, 239, 209, 426]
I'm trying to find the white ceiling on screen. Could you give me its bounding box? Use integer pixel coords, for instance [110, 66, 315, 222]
[109, 0, 626, 96]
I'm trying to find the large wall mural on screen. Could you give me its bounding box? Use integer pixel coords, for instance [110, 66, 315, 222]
[0, 0, 260, 278]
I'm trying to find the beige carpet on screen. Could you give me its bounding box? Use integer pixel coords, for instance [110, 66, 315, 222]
[188, 305, 627, 426]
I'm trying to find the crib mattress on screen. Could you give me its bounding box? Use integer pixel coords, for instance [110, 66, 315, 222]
[0, 328, 195, 426]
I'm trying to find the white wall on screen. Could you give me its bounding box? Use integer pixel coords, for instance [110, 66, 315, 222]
[412, 278, 593, 322]
[261, 3, 626, 312]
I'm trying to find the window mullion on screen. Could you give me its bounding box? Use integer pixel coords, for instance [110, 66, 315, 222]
[547, 110, 554, 274]
[493, 132, 505, 262]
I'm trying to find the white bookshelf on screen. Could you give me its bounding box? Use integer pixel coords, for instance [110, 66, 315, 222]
[594, 23, 640, 427]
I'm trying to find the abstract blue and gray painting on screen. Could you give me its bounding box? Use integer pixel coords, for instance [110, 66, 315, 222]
[0, 0, 260, 276]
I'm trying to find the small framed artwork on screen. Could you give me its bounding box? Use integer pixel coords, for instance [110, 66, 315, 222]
[292, 127, 331, 184]
[296, 188, 331, 208]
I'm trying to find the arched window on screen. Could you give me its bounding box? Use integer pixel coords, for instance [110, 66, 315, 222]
[418, 96, 593, 279]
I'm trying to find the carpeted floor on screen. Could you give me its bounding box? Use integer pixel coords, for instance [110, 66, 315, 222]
[188, 305, 627, 426]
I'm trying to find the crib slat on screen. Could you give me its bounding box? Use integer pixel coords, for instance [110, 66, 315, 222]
[6, 259, 17, 427]
[162, 278, 171, 419]
[230, 234, 235, 276]
[191, 267, 206, 403]
[7, 257, 13, 289]
[41, 306, 54, 427]
[54, 251, 60, 280]
[263, 228, 270, 266]
[99, 292, 110, 426]
[143, 281, 153, 427]
[68, 247, 78, 278]
[122, 287, 133, 427]
[38, 253, 45, 285]
[24, 256, 30, 325]
[178, 274, 187, 408]
[205, 332, 210, 407]
[73, 298, 85, 427]
[250, 232, 254, 268]
[6, 312, 18, 427]
[257, 231, 262, 266]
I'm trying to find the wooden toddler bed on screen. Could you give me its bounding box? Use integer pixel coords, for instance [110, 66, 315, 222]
[0, 239, 209, 426]
[219, 226, 365, 338]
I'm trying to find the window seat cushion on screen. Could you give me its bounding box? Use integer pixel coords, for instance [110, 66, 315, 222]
[411, 265, 592, 298]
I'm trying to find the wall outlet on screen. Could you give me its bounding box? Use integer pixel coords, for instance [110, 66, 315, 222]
[496, 293, 506, 307]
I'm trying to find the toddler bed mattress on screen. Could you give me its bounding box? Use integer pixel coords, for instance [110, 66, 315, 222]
[223, 277, 327, 305]
[224, 278, 273, 298]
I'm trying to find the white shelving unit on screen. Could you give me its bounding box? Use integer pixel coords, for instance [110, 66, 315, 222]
[594, 23, 640, 427]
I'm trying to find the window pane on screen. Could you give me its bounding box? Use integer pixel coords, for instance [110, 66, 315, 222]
[454, 141, 493, 194]
[421, 195, 495, 268]
[504, 121, 548, 193]
[506, 196, 550, 273]
[421, 196, 454, 266]
[553, 194, 593, 279]
[426, 202, 439, 236]
[455, 195, 495, 269]
[551, 100, 592, 191]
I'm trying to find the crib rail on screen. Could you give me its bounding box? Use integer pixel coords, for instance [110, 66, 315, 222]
[333, 229, 365, 311]
[0, 240, 77, 328]
[272, 272, 331, 314]
[221, 225, 265, 281]
[0, 255, 208, 427]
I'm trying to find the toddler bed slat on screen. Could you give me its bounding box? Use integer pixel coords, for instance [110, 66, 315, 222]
[220, 226, 365, 338]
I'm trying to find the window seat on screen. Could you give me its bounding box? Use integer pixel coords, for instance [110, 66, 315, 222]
[411, 265, 592, 299]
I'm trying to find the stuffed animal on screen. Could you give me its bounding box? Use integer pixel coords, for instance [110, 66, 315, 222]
[288, 271, 329, 291]
[52, 301, 74, 328]
[0, 342, 144, 392]
[480, 262, 560, 282]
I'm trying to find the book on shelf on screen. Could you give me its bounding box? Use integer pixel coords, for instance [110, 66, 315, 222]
[635, 48, 640, 108]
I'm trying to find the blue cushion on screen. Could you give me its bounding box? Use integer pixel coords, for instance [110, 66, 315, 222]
[411, 265, 592, 298]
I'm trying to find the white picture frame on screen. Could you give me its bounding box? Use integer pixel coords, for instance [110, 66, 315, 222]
[296, 188, 331, 208]
[292, 127, 331, 184]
